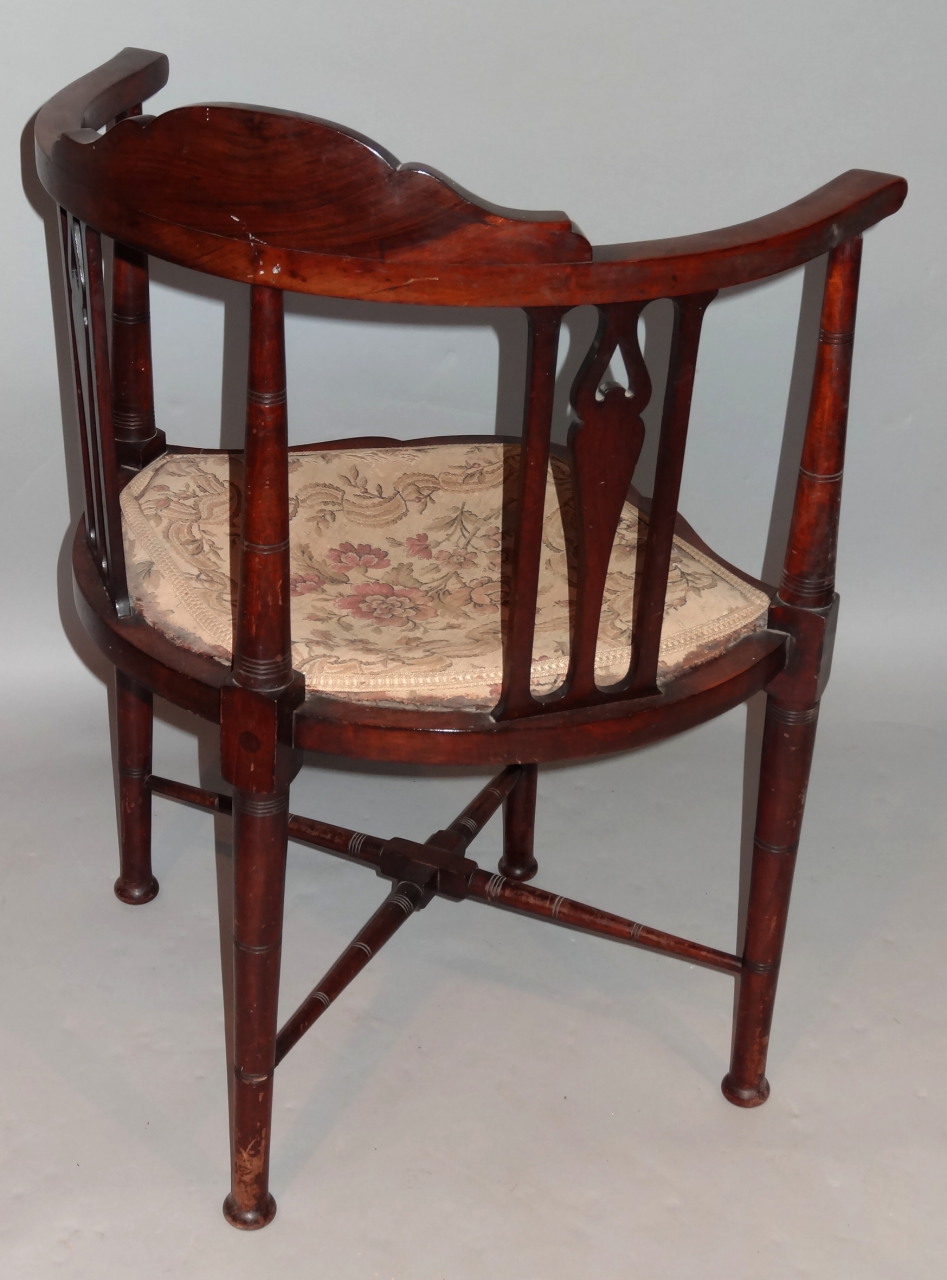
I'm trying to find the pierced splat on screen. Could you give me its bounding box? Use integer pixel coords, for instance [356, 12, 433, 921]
[562, 303, 653, 703]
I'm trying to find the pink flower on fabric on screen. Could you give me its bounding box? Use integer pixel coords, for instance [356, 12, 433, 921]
[405, 532, 433, 559]
[436, 547, 477, 569]
[327, 541, 390, 569]
[446, 576, 503, 614]
[290, 572, 325, 596]
[339, 582, 436, 627]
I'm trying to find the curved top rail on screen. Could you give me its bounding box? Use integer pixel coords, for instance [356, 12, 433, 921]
[35, 50, 906, 306]
[592, 169, 906, 294]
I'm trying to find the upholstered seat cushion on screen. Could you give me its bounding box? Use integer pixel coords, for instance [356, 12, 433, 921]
[120, 443, 770, 710]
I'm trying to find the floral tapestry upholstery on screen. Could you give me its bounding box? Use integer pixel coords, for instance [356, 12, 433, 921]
[119, 443, 771, 711]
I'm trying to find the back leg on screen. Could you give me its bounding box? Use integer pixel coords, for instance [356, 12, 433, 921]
[113, 669, 158, 904]
[499, 763, 538, 881]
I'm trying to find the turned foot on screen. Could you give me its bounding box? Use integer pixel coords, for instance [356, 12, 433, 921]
[222, 1192, 277, 1230]
[497, 852, 538, 881]
[721, 1073, 771, 1108]
[114, 874, 159, 904]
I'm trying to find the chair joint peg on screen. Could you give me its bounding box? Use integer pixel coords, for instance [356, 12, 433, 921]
[379, 835, 477, 903]
[766, 593, 839, 702]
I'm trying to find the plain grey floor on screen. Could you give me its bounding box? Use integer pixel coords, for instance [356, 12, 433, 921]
[2, 634, 945, 1279]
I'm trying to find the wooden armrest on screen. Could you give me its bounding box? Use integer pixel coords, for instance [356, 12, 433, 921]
[35, 48, 169, 166]
[593, 170, 907, 288]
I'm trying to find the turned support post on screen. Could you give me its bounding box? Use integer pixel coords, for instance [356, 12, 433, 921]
[724, 237, 862, 1105]
[111, 241, 165, 471]
[220, 286, 302, 1228]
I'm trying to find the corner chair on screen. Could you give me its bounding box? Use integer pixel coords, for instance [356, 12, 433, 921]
[34, 49, 907, 1228]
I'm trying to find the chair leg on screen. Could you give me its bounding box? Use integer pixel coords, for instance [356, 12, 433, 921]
[222, 785, 289, 1230]
[499, 762, 539, 881]
[722, 697, 819, 1106]
[113, 670, 159, 905]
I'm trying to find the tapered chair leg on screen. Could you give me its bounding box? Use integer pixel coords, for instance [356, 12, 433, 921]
[499, 763, 539, 881]
[113, 670, 159, 904]
[222, 785, 289, 1230]
[722, 698, 819, 1106]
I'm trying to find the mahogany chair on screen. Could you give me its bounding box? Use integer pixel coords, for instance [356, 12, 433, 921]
[35, 49, 906, 1229]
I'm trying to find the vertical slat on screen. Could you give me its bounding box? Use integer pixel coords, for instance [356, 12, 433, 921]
[564, 303, 649, 701]
[78, 224, 108, 578]
[779, 238, 862, 610]
[61, 212, 130, 609]
[59, 208, 98, 554]
[111, 240, 165, 470]
[84, 225, 130, 612]
[627, 290, 715, 694]
[495, 308, 564, 717]
[233, 286, 292, 692]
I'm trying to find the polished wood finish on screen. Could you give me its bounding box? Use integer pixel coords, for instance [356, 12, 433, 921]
[60, 210, 130, 609]
[220, 283, 303, 1229]
[500, 762, 539, 881]
[567, 303, 649, 701]
[496, 308, 564, 716]
[722, 238, 864, 1105]
[110, 240, 165, 471]
[36, 50, 906, 1228]
[114, 670, 158, 904]
[628, 292, 715, 695]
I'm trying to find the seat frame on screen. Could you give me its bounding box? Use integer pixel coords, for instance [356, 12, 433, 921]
[35, 49, 906, 1229]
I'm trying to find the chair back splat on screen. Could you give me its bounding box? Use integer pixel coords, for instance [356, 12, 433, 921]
[35, 48, 906, 1229]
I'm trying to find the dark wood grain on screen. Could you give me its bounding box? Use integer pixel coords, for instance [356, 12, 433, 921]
[219, 285, 300, 1228]
[35, 53, 905, 307]
[495, 308, 564, 716]
[627, 291, 715, 694]
[723, 237, 866, 1106]
[500, 762, 539, 880]
[564, 303, 649, 702]
[113, 670, 158, 904]
[110, 240, 165, 470]
[232, 286, 293, 694]
[223, 786, 287, 1229]
[780, 239, 862, 612]
[33, 48, 169, 158]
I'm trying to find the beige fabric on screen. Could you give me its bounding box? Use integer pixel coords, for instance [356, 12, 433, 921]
[120, 444, 770, 710]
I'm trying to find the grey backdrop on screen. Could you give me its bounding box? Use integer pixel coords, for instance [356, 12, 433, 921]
[4, 4, 945, 1277]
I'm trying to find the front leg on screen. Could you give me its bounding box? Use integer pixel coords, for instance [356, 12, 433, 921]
[223, 784, 289, 1229]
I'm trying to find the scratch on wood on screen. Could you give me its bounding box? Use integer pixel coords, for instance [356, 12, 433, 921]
[234, 1136, 266, 1193]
